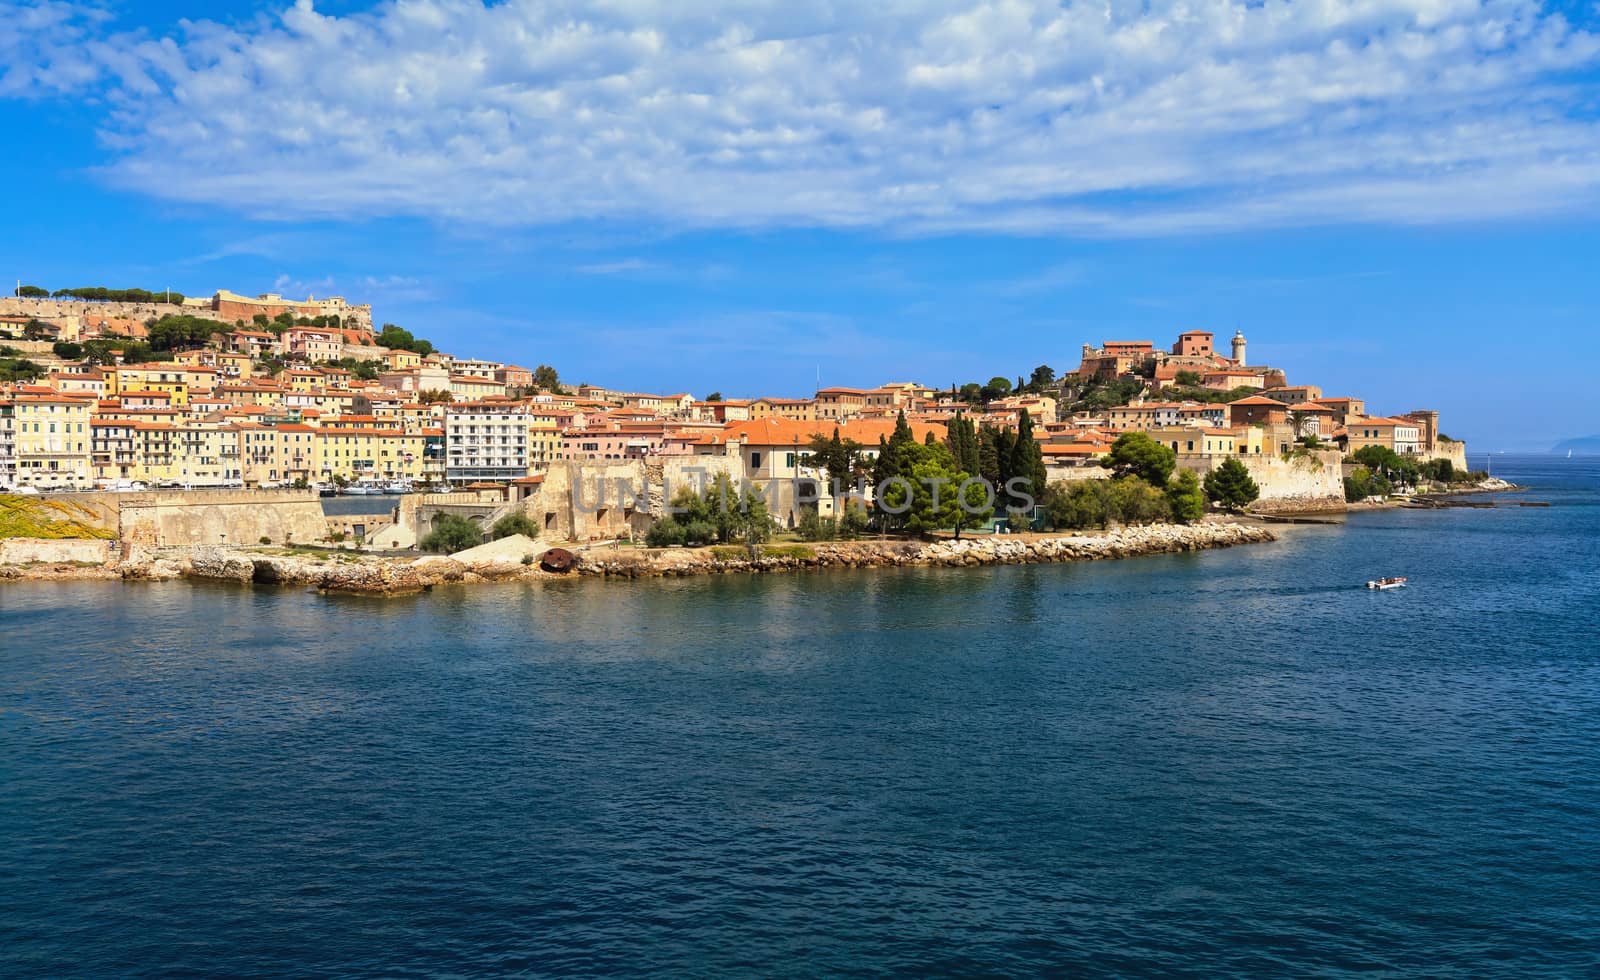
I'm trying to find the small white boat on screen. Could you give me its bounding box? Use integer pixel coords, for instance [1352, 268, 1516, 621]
[1366, 577, 1408, 590]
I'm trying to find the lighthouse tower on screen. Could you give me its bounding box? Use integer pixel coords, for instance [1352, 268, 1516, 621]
[1232, 330, 1247, 367]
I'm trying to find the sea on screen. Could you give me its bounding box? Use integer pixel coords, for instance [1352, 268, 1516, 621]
[3, 455, 1598, 977]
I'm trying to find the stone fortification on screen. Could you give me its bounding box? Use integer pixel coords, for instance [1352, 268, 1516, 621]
[21, 489, 332, 548]
[1178, 449, 1346, 514]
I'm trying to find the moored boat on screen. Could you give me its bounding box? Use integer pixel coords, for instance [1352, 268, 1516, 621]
[1366, 576, 1408, 590]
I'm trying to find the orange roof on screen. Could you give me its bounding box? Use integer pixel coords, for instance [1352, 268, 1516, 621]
[720, 416, 948, 447]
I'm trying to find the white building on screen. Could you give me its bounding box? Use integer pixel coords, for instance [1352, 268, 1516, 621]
[445, 402, 530, 483]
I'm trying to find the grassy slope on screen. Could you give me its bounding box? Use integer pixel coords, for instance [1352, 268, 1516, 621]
[0, 495, 117, 540]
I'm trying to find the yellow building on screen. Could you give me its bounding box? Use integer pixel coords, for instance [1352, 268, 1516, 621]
[383, 349, 422, 371]
[312, 427, 428, 482]
[105, 364, 190, 406]
[1142, 426, 1239, 458]
[449, 374, 508, 400]
[215, 383, 287, 409]
[283, 368, 324, 393]
[131, 422, 179, 484]
[171, 423, 243, 486]
[527, 413, 562, 470]
[91, 418, 140, 482]
[2, 393, 94, 489]
[750, 398, 818, 422]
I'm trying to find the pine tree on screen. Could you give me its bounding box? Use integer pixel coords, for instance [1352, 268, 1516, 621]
[1203, 458, 1261, 511]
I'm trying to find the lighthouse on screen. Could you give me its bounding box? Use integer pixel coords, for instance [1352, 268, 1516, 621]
[1232, 330, 1247, 367]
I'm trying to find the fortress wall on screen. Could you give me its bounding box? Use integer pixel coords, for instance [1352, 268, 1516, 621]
[0, 537, 116, 565]
[1178, 449, 1346, 513]
[115, 490, 330, 547]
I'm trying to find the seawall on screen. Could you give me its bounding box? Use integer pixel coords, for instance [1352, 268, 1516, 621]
[2, 522, 1276, 594]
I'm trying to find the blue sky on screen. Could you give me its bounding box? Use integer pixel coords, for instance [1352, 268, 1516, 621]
[3, 1, 1599, 451]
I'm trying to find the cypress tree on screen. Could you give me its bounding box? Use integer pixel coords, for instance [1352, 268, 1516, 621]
[945, 413, 965, 465]
[872, 434, 898, 488]
[995, 427, 1017, 485]
[978, 426, 1001, 487]
[1012, 410, 1046, 497]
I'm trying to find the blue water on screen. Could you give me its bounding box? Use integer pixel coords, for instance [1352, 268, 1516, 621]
[4, 456, 1598, 976]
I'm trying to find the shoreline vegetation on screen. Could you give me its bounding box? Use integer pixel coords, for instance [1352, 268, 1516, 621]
[0, 478, 1520, 597]
[3, 520, 1278, 596]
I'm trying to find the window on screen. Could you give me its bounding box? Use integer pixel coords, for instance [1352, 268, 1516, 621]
[751, 452, 762, 468]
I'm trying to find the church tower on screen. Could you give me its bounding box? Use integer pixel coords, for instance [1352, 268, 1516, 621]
[1232, 330, 1247, 367]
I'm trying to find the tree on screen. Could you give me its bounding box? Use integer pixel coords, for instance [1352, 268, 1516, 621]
[146, 314, 231, 351]
[377, 323, 436, 357]
[1007, 409, 1047, 510]
[0, 356, 44, 382]
[704, 391, 723, 402]
[532, 364, 561, 391]
[418, 389, 454, 404]
[838, 498, 870, 539]
[1166, 469, 1205, 523]
[648, 475, 773, 547]
[1027, 364, 1057, 393]
[1108, 477, 1170, 524]
[1174, 369, 1202, 387]
[944, 413, 980, 475]
[977, 426, 1001, 488]
[980, 375, 1013, 402]
[646, 518, 689, 547]
[421, 514, 483, 552]
[1288, 409, 1312, 440]
[22, 319, 52, 341]
[52, 341, 83, 360]
[1203, 458, 1261, 511]
[891, 453, 961, 537]
[17, 285, 48, 298]
[803, 427, 865, 485]
[1350, 445, 1418, 489]
[1042, 480, 1113, 530]
[1105, 432, 1176, 488]
[490, 513, 540, 540]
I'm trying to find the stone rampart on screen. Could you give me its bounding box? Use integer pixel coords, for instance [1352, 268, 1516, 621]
[1178, 450, 1345, 513]
[0, 537, 116, 565]
[118, 490, 329, 547]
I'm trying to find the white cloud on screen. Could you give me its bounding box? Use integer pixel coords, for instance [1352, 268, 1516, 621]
[10, 0, 1600, 234]
[574, 257, 664, 275]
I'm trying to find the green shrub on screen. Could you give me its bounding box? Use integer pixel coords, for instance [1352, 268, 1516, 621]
[645, 518, 687, 547]
[490, 513, 539, 540]
[420, 514, 482, 553]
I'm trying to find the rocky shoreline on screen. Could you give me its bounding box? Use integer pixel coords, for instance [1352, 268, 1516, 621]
[1, 521, 1276, 596]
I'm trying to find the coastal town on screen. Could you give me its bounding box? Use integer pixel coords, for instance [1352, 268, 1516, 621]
[2, 285, 1478, 572]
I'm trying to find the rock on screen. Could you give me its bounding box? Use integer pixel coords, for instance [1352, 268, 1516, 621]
[409, 555, 467, 585]
[187, 547, 255, 584]
[449, 534, 540, 570]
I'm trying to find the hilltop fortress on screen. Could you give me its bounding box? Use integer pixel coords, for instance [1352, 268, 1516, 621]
[0, 289, 373, 337]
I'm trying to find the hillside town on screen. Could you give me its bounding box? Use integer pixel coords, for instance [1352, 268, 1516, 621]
[2, 287, 1469, 547]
